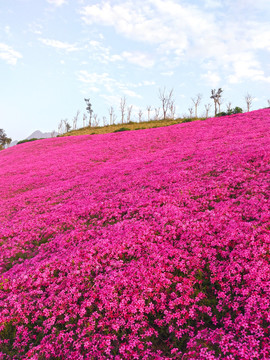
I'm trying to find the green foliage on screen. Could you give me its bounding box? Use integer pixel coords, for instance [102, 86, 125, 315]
[216, 107, 243, 117]
[17, 138, 42, 145]
[66, 123, 71, 132]
[181, 118, 193, 123]
[215, 112, 227, 117]
[0, 128, 12, 149]
[233, 106, 243, 114]
[0, 321, 17, 357]
[3, 251, 31, 271]
[113, 127, 130, 133]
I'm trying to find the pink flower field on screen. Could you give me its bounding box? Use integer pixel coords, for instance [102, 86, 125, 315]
[0, 109, 270, 359]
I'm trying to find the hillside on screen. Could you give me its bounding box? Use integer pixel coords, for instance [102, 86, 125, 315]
[63, 117, 197, 137]
[0, 109, 269, 359]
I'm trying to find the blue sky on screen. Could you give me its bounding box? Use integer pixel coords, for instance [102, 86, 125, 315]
[1, 0, 270, 141]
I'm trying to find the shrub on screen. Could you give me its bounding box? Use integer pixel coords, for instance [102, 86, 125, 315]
[17, 138, 42, 145]
[113, 127, 130, 133]
[182, 118, 193, 123]
[216, 107, 243, 117]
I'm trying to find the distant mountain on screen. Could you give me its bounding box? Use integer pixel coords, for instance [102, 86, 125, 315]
[8, 130, 58, 147]
[10, 140, 18, 147]
[26, 130, 55, 140]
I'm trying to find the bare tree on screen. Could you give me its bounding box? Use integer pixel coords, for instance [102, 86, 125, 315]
[226, 102, 232, 112]
[169, 102, 176, 119]
[188, 107, 193, 118]
[83, 113, 87, 128]
[72, 110, 80, 130]
[218, 97, 224, 113]
[138, 109, 143, 123]
[159, 87, 174, 120]
[127, 105, 133, 123]
[154, 107, 160, 120]
[245, 93, 254, 112]
[51, 130, 57, 138]
[58, 119, 64, 134]
[93, 114, 99, 127]
[103, 116, 108, 126]
[146, 105, 152, 121]
[210, 88, 223, 115]
[108, 107, 116, 125]
[191, 93, 202, 118]
[268, 99, 270, 107]
[84, 98, 93, 126]
[63, 119, 71, 133]
[204, 103, 212, 118]
[120, 97, 126, 124]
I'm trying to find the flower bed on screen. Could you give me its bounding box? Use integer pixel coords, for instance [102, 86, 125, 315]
[0, 109, 269, 359]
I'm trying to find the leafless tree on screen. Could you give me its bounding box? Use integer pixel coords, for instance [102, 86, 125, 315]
[138, 109, 143, 123]
[205, 103, 212, 118]
[191, 93, 202, 118]
[93, 114, 99, 127]
[73, 110, 80, 130]
[108, 107, 116, 125]
[51, 130, 57, 138]
[127, 105, 133, 123]
[120, 96, 126, 124]
[169, 102, 176, 119]
[103, 116, 108, 126]
[154, 107, 160, 120]
[58, 119, 64, 134]
[146, 105, 152, 121]
[245, 93, 254, 112]
[85, 98, 93, 127]
[188, 107, 193, 118]
[83, 113, 87, 128]
[63, 119, 71, 133]
[210, 88, 223, 115]
[218, 97, 224, 113]
[268, 99, 270, 107]
[159, 87, 174, 120]
[226, 102, 232, 112]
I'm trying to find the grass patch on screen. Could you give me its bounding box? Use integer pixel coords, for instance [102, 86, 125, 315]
[113, 127, 130, 133]
[62, 117, 204, 137]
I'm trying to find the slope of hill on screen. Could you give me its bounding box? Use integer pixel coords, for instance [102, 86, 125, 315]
[63, 117, 197, 137]
[0, 109, 269, 359]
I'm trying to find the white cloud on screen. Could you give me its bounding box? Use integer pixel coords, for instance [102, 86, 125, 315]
[39, 38, 79, 52]
[47, 0, 67, 6]
[201, 71, 221, 87]
[83, 40, 155, 68]
[204, 0, 223, 8]
[142, 80, 156, 86]
[122, 89, 142, 98]
[0, 43, 22, 65]
[121, 51, 155, 68]
[79, 1, 220, 61]
[161, 71, 174, 76]
[79, 0, 270, 88]
[226, 52, 270, 84]
[4, 26, 11, 36]
[77, 70, 144, 98]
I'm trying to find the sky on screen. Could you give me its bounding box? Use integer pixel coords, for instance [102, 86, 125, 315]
[0, 0, 270, 141]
